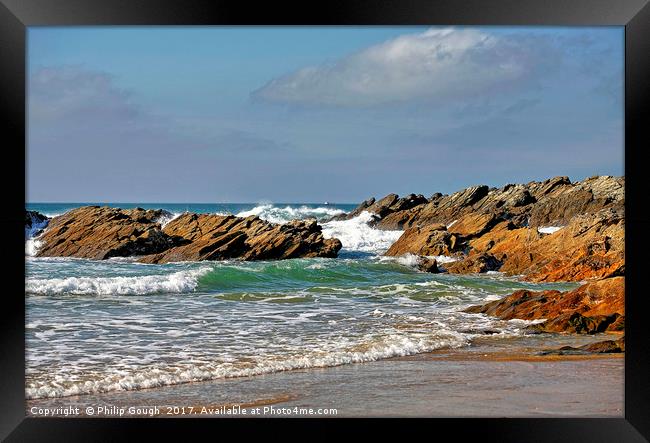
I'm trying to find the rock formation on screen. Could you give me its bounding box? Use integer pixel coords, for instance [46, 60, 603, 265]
[34, 206, 342, 262]
[139, 213, 342, 264]
[340, 175, 625, 282]
[538, 336, 625, 355]
[415, 256, 439, 273]
[464, 276, 624, 334]
[471, 208, 624, 282]
[35, 206, 183, 260]
[341, 175, 623, 231]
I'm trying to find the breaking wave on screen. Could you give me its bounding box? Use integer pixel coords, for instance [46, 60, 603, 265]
[237, 204, 345, 224]
[322, 211, 403, 254]
[26, 268, 212, 296]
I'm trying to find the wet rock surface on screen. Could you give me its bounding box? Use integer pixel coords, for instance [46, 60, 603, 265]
[343, 175, 623, 232]
[140, 213, 342, 264]
[537, 336, 625, 355]
[347, 175, 625, 282]
[35, 206, 342, 262]
[464, 277, 624, 334]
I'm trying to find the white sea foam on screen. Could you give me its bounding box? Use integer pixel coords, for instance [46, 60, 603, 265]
[537, 226, 563, 234]
[156, 211, 182, 228]
[26, 239, 43, 257]
[389, 254, 420, 268]
[43, 212, 63, 218]
[237, 204, 345, 224]
[379, 253, 459, 269]
[322, 211, 403, 254]
[25, 331, 467, 399]
[25, 268, 212, 296]
[433, 255, 459, 264]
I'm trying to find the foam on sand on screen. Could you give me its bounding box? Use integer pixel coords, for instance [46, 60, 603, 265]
[25, 331, 467, 399]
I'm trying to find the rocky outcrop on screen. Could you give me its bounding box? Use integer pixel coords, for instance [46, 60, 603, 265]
[341, 175, 623, 232]
[385, 224, 459, 257]
[26, 210, 49, 239]
[36, 206, 183, 260]
[385, 207, 623, 281]
[139, 213, 342, 264]
[416, 256, 439, 273]
[330, 197, 376, 221]
[35, 206, 342, 262]
[329, 193, 428, 224]
[471, 208, 624, 282]
[538, 336, 625, 355]
[375, 175, 624, 281]
[445, 253, 502, 274]
[464, 277, 624, 334]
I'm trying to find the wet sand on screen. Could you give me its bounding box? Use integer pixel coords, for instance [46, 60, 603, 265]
[26, 333, 624, 418]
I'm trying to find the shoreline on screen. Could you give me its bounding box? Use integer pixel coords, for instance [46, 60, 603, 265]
[26, 333, 624, 418]
[24, 183, 626, 417]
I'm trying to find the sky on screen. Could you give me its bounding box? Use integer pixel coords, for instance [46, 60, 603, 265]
[27, 26, 624, 203]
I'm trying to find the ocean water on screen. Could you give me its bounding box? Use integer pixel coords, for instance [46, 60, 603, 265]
[25, 203, 578, 400]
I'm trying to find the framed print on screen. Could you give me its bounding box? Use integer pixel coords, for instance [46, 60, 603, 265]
[2, 0, 649, 440]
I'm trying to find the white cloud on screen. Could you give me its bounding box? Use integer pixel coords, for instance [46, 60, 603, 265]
[252, 28, 558, 107]
[29, 66, 138, 123]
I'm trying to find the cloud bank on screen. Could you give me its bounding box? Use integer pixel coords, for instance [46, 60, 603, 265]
[29, 66, 139, 124]
[252, 28, 559, 107]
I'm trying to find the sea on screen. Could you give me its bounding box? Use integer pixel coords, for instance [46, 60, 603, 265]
[25, 202, 579, 400]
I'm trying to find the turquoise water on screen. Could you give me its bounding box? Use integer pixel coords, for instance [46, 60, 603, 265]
[25, 203, 578, 399]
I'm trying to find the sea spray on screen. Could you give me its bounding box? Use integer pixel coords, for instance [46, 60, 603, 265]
[321, 211, 403, 254]
[237, 204, 345, 224]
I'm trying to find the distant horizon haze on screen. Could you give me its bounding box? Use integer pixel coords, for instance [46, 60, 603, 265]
[26, 172, 624, 205]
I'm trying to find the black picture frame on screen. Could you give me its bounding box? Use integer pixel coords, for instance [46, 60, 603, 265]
[2, 0, 649, 440]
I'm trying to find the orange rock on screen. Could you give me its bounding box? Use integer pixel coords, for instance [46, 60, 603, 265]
[464, 276, 624, 333]
[373, 176, 624, 281]
[483, 208, 624, 282]
[385, 225, 457, 257]
[36, 206, 178, 260]
[36, 206, 342, 263]
[139, 213, 342, 264]
[447, 212, 499, 238]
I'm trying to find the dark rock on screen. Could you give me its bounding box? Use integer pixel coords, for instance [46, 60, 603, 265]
[416, 256, 439, 273]
[539, 312, 621, 334]
[328, 197, 376, 221]
[445, 253, 502, 274]
[25, 210, 49, 239]
[538, 336, 625, 355]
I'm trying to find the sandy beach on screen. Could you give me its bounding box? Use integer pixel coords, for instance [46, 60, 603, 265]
[26, 334, 624, 418]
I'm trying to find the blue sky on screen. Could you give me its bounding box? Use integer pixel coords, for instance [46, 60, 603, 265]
[27, 26, 623, 203]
